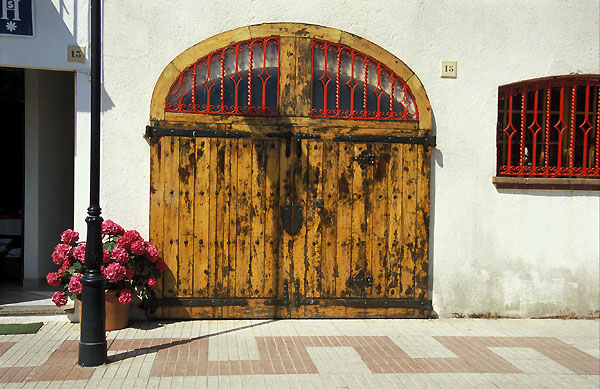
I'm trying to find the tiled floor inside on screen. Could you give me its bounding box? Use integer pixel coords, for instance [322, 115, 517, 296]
[0, 317, 598, 388]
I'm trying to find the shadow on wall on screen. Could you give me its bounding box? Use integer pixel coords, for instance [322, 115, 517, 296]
[429, 111, 441, 305]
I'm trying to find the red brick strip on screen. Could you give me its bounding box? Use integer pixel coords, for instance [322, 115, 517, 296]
[0, 335, 598, 383]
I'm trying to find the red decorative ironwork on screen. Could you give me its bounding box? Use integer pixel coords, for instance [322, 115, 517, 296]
[165, 37, 279, 116]
[310, 39, 418, 121]
[497, 75, 600, 178]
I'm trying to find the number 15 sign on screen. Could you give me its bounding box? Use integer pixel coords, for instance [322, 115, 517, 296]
[1, 0, 34, 37]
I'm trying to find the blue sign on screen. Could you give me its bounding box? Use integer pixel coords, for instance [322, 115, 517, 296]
[0, 0, 34, 37]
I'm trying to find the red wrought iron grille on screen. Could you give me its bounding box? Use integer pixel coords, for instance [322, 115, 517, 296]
[497, 75, 600, 178]
[165, 37, 279, 116]
[311, 39, 418, 121]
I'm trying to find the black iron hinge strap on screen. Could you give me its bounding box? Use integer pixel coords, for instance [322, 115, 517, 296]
[145, 125, 251, 140]
[334, 133, 436, 148]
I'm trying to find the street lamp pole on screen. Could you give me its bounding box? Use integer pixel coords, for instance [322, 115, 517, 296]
[78, 0, 106, 367]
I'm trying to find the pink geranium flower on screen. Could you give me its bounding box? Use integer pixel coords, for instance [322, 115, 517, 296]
[111, 247, 130, 264]
[73, 244, 86, 263]
[60, 229, 79, 245]
[117, 230, 142, 249]
[46, 272, 61, 287]
[103, 262, 127, 282]
[130, 240, 147, 256]
[147, 278, 157, 288]
[125, 267, 135, 279]
[103, 249, 110, 263]
[118, 289, 132, 304]
[68, 277, 83, 295]
[51, 244, 73, 265]
[52, 291, 67, 307]
[101, 220, 125, 236]
[58, 260, 71, 276]
[144, 244, 160, 263]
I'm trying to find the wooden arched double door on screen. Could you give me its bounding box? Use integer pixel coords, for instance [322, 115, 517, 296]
[148, 24, 434, 318]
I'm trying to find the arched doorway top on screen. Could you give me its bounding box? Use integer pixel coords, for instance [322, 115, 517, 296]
[150, 23, 432, 131]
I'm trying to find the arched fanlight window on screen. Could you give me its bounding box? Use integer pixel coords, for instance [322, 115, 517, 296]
[311, 39, 418, 121]
[165, 37, 279, 116]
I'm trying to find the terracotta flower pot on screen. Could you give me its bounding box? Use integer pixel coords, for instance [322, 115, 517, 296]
[78, 289, 131, 331]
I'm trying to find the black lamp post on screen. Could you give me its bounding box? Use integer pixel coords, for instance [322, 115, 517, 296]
[78, 0, 106, 367]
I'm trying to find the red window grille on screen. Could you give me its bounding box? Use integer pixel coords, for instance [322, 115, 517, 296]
[311, 39, 418, 121]
[497, 75, 600, 178]
[165, 37, 279, 116]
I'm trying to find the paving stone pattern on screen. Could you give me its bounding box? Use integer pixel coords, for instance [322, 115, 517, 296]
[0, 318, 598, 388]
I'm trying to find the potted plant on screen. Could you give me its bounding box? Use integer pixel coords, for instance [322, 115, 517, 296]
[47, 220, 167, 330]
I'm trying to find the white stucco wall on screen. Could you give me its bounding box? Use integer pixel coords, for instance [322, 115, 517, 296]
[3, 1, 598, 317]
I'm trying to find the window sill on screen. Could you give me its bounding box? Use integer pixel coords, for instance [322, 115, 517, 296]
[492, 176, 600, 191]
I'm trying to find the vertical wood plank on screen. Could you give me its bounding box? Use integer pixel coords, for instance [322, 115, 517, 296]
[193, 138, 210, 297]
[295, 37, 312, 117]
[235, 139, 252, 297]
[149, 138, 165, 318]
[386, 144, 403, 298]
[414, 145, 431, 301]
[279, 138, 293, 318]
[221, 140, 232, 297]
[163, 137, 180, 315]
[291, 137, 308, 317]
[208, 139, 219, 298]
[228, 139, 239, 298]
[263, 140, 281, 298]
[250, 140, 267, 297]
[305, 140, 323, 298]
[175, 137, 195, 318]
[178, 138, 195, 297]
[370, 143, 390, 298]
[350, 144, 367, 298]
[279, 36, 297, 117]
[400, 144, 417, 299]
[335, 143, 353, 299]
[320, 142, 338, 298]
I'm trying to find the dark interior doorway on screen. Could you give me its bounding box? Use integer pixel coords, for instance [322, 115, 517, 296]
[0, 67, 25, 284]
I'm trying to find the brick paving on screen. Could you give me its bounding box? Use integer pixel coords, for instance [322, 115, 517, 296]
[0, 317, 598, 388]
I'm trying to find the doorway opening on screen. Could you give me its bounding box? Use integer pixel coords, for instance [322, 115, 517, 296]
[0, 67, 24, 284]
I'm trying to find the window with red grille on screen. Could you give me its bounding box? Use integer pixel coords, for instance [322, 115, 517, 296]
[165, 37, 279, 116]
[311, 39, 418, 121]
[497, 75, 600, 178]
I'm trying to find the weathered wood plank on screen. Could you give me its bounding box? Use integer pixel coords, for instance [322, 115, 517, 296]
[177, 137, 195, 299]
[193, 138, 210, 297]
[291, 136, 308, 316]
[305, 140, 323, 298]
[235, 139, 252, 297]
[227, 139, 239, 298]
[335, 143, 353, 299]
[149, 138, 165, 318]
[414, 145, 431, 300]
[162, 137, 180, 317]
[279, 36, 296, 117]
[250, 140, 267, 297]
[386, 144, 403, 298]
[207, 139, 219, 297]
[295, 38, 312, 117]
[350, 144, 367, 298]
[263, 140, 280, 297]
[215, 140, 228, 297]
[370, 143, 390, 298]
[400, 144, 417, 299]
[320, 142, 338, 298]
[279, 138, 293, 316]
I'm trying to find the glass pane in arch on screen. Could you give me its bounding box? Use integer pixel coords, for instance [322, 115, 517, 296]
[311, 39, 418, 121]
[166, 37, 279, 116]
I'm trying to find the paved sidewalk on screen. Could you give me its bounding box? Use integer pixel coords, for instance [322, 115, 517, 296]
[0, 317, 598, 388]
